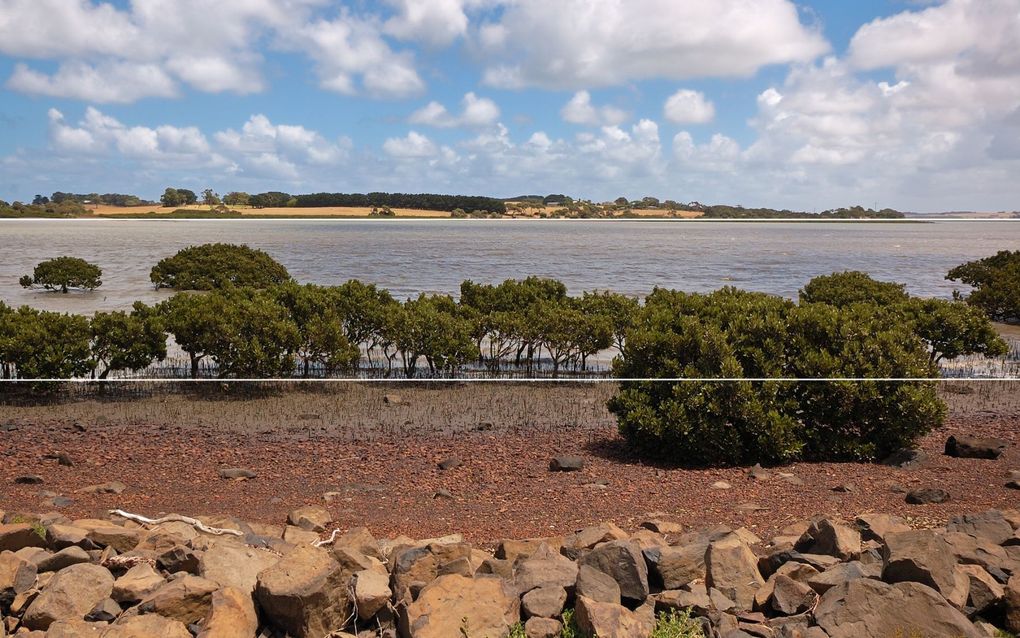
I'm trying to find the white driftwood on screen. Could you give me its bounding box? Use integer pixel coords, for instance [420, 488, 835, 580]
[109, 509, 244, 537]
[314, 528, 342, 548]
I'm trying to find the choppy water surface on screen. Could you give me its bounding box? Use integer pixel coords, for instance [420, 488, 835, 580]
[1, 219, 1018, 313]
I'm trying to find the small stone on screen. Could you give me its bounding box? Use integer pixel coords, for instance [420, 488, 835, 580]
[524, 617, 562, 638]
[14, 475, 44, 485]
[437, 457, 461, 471]
[945, 435, 1007, 459]
[749, 464, 771, 481]
[549, 455, 584, 472]
[831, 484, 854, 493]
[779, 473, 805, 486]
[711, 481, 733, 490]
[521, 586, 567, 619]
[881, 448, 928, 469]
[433, 489, 454, 499]
[217, 468, 256, 480]
[735, 503, 767, 513]
[76, 481, 126, 495]
[906, 488, 949, 504]
[382, 394, 402, 405]
[639, 519, 682, 534]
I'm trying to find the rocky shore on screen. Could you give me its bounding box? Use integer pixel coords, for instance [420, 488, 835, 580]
[2, 504, 1020, 638]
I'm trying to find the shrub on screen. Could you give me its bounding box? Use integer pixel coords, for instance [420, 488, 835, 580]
[799, 270, 909, 307]
[150, 243, 291, 290]
[609, 287, 946, 465]
[947, 250, 1020, 323]
[651, 609, 704, 638]
[20, 256, 102, 293]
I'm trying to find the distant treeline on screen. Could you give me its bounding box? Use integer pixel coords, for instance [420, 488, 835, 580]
[35, 192, 155, 207]
[293, 192, 506, 214]
[695, 204, 905, 219]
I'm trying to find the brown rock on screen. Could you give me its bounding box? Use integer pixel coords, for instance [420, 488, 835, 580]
[947, 511, 1015, 545]
[958, 564, 1004, 613]
[36, 546, 90, 573]
[706, 535, 765, 611]
[495, 537, 563, 563]
[85, 527, 141, 553]
[332, 527, 382, 560]
[945, 435, 1007, 459]
[287, 506, 332, 533]
[578, 540, 649, 601]
[640, 519, 683, 535]
[391, 542, 473, 601]
[795, 519, 861, 561]
[806, 561, 878, 595]
[561, 523, 628, 557]
[521, 586, 567, 619]
[102, 614, 191, 638]
[112, 563, 165, 603]
[22, 563, 114, 630]
[814, 579, 982, 638]
[854, 514, 911, 543]
[882, 530, 959, 600]
[645, 542, 707, 590]
[137, 575, 218, 625]
[197, 586, 258, 638]
[1005, 574, 1020, 633]
[0, 550, 37, 596]
[574, 595, 655, 638]
[0, 524, 47, 552]
[255, 544, 350, 638]
[44, 620, 105, 636]
[401, 574, 519, 638]
[199, 538, 280, 594]
[513, 543, 578, 595]
[353, 568, 392, 620]
[45, 525, 92, 550]
[524, 617, 562, 638]
[575, 564, 620, 604]
[771, 575, 817, 616]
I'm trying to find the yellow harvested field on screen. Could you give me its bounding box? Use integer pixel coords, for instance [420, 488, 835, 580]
[91, 204, 451, 217]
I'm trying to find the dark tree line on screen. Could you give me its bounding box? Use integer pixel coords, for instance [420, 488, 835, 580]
[294, 192, 506, 214]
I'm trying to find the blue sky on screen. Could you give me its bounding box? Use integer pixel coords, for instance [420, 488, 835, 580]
[1, 0, 1018, 212]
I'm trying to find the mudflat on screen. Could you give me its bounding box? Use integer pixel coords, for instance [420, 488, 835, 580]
[1, 381, 1018, 544]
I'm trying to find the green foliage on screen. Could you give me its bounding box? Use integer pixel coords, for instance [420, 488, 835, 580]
[508, 622, 527, 638]
[271, 283, 360, 377]
[21, 256, 103, 293]
[800, 271, 909, 307]
[0, 306, 93, 379]
[158, 289, 300, 378]
[150, 243, 291, 290]
[559, 609, 581, 638]
[947, 250, 1020, 323]
[651, 609, 704, 638]
[387, 294, 478, 377]
[223, 191, 250, 206]
[609, 287, 946, 465]
[580, 290, 641, 353]
[905, 298, 1008, 363]
[90, 303, 167, 378]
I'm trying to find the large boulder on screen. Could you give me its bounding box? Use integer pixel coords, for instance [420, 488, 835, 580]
[111, 564, 165, 603]
[947, 511, 1015, 545]
[771, 574, 818, 615]
[199, 538, 280, 594]
[854, 514, 911, 544]
[814, 579, 983, 638]
[575, 564, 620, 604]
[136, 575, 218, 625]
[957, 564, 1004, 613]
[0, 524, 47, 552]
[353, 568, 391, 620]
[36, 547, 90, 573]
[401, 574, 519, 638]
[196, 586, 259, 638]
[391, 541, 473, 601]
[795, 519, 861, 561]
[1006, 574, 1020, 633]
[513, 543, 578, 595]
[644, 542, 707, 590]
[574, 595, 655, 638]
[705, 535, 765, 611]
[881, 531, 959, 600]
[578, 540, 649, 602]
[0, 550, 37, 598]
[255, 545, 351, 638]
[945, 435, 1007, 459]
[22, 563, 114, 630]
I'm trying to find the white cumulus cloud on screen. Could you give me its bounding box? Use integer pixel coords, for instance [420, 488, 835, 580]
[663, 90, 715, 124]
[561, 91, 628, 126]
[409, 92, 500, 128]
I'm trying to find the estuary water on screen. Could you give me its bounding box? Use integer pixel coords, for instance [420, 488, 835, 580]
[1, 218, 1018, 314]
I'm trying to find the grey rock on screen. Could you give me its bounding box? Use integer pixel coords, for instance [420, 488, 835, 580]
[945, 435, 1007, 459]
[575, 564, 621, 605]
[578, 540, 649, 602]
[549, 455, 584, 472]
[906, 487, 949, 504]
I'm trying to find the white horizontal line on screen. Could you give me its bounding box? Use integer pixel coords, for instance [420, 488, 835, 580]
[0, 378, 1016, 383]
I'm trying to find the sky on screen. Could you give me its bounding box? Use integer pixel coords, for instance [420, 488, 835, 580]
[0, 0, 1018, 213]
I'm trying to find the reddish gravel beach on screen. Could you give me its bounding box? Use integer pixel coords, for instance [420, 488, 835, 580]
[2, 382, 1018, 545]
